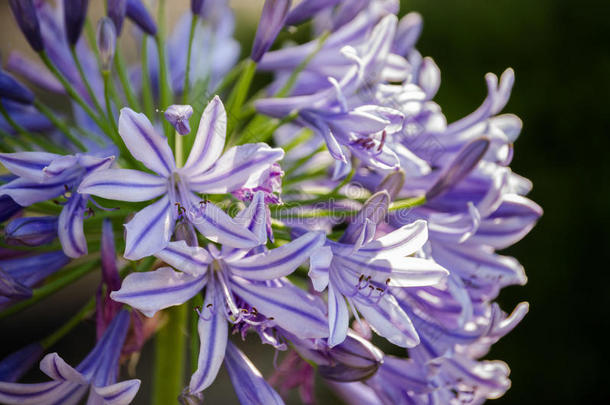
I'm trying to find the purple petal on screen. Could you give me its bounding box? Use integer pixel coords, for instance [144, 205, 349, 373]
[101, 219, 121, 291]
[181, 96, 226, 177]
[250, 0, 292, 62]
[285, 0, 341, 25]
[224, 342, 284, 405]
[5, 216, 58, 246]
[231, 278, 329, 338]
[189, 199, 260, 249]
[189, 276, 227, 393]
[126, 0, 157, 35]
[92, 379, 141, 405]
[40, 353, 86, 383]
[0, 152, 61, 182]
[0, 343, 44, 383]
[124, 196, 174, 260]
[228, 231, 324, 280]
[0, 380, 86, 405]
[0, 177, 67, 207]
[155, 241, 211, 276]
[57, 194, 88, 258]
[78, 169, 167, 202]
[308, 245, 332, 292]
[187, 143, 284, 194]
[232, 190, 268, 245]
[118, 108, 176, 177]
[6, 52, 64, 94]
[110, 267, 206, 317]
[340, 191, 390, 246]
[0, 268, 32, 299]
[328, 283, 349, 347]
[164, 104, 193, 136]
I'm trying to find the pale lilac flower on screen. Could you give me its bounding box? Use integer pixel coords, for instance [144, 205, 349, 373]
[0, 310, 140, 405]
[79, 97, 284, 259]
[251, 0, 292, 62]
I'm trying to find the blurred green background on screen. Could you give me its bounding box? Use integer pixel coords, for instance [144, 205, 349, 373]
[2, 0, 609, 403]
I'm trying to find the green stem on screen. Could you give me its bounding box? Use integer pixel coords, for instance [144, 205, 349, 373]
[225, 59, 257, 141]
[40, 297, 96, 349]
[190, 294, 203, 373]
[155, 0, 173, 144]
[175, 131, 184, 167]
[141, 36, 154, 120]
[153, 304, 188, 405]
[389, 195, 427, 211]
[103, 71, 120, 137]
[182, 14, 198, 104]
[34, 101, 88, 151]
[39, 51, 109, 137]
[0, 259, 100, 320]
[70, 46, 106, 118]
[115, 49, 141, 111]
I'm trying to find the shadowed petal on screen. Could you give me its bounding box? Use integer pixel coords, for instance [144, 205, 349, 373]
[110, 267, 206, 317]
[93, 379, 141, 405]
[124, 196, 174, 260]
[0, 380, 87, 405]
[231, 279, 329, 338]
[328, 283, 349, 347]
[57, 194, 88, 258]
[40, 354, 86, 383]
[181, 96, 226, 178]
[309, 245, 332, 292]
[228, 231, 324, 280]
[118, 108, 175, 177]
[155, 241, 211, 276]
[187, 143, 284, 194]
[224, 342, 284, 405]
[189, 276, 227, 393]
[79, 169, 167, 202]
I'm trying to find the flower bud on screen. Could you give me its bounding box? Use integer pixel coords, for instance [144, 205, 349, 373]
[5, 216, 58, 246]
[96, 17, 117, 72]
[191, 0, 205, 15]
[426, 137, 490, 201]
[63, 0, 90, 45]
[0, 268, 32, 299]
[126, 0, 157, 36]
[8, 0, 44, 52]
[0, 342, 44, 382]
[0, 195, 22, 222]
[318, 332, 384, 382]
[165, 104, 193, 135]
[107, 0, 127, 35]
[376, 170, 405, 200]
[251, 0, 292, 62]
[0, 70, 34, 104]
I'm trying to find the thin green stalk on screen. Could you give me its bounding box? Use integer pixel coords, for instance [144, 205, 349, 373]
[70, 46, 106, 118]
[389, 195, 427, 211]
[103, 71, 120, 136]
[40, 297, 96, 349]
[0, 259, 100, 320]
[155, 0, 173, 143]
[182, 14, 198, 104]
[225, 59, 257, 141]
[190, 294, 203, 373]
[39, 51, 109, 136]
[153, 304, 188, 405]
[141, 36, 154, 120]
[34, 101, 88, 151]
[175, 131, 184, 167]
[115, 49, 141, 111]
[0, 103, 64, 153]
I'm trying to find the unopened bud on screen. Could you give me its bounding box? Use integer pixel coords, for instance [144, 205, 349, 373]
[97, 17, 117, 72]
[8, 0, 44, 52]
[63, 0, 90, 45]
[319, 332, 384, 382]
[5, 216, 57, 246]
[0, 70, 35, 104]
[126, 0, 157, 36]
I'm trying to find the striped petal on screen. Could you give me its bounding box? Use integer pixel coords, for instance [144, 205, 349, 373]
[0, 380, 87, 405]
[155, 240, 211, 276]
[187, 143, 284, 194]
[232, 191, 268, 245]
[110, 267, 206, 317]
[228, 231, 325, 280]
[0, 152, 61, 182]
[189, 276, 227, 393]
[224, 342, 284, 405]
[231, 278, 329, 338]
[354, 294, 419, 348]
[190, 200, 260, 249]
[93, 379, 141, 405]
[40, 353, 86, 383]
[328, 282, 349, 347]
[309, 245, 332, 292]
[181, 96, 226, 178]
[0, 178, 67, 206]
[58, 194, 88, 258]
[118, 108, 175, 177]
[124, 196, 174, 260]
[78, 169, 167, 202]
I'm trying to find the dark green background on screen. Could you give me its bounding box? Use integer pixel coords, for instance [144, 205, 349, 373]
[401, 0, 609, 402]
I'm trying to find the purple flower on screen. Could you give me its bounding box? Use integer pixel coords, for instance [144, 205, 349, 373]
[126, 0, 157, 36]
[0, 196, 21, 223]
[164, 104, 193, 135]
[251, 0, 292, 62]
[0, 311, 140, 404]
[0, 152, 114, 257]
[4, 216, 58, 246]
[63, 0, 89, 45]
[97, 16, 117, 72]
[109, 192, 327, 393]
[79, 96, 284, 259]
[307, 191, 448, 347]
[8, 0, 44, 52]
[0, 70, 35, 104]
[0, 343, 44, 383]
[107, 0, 127, 35]
[191, 0, 205, 15]
[285, 0, 342, 26]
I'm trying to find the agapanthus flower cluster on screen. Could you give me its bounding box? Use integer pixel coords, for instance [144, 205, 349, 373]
[0, 1, 541, 404]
